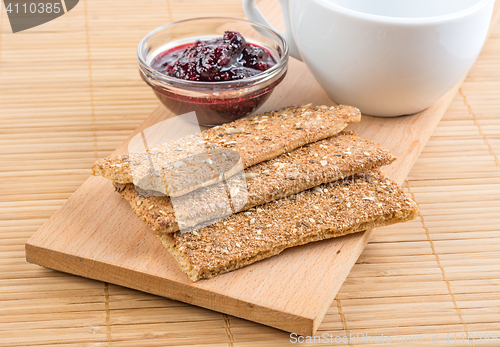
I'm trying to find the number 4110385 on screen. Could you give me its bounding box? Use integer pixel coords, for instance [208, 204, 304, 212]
[6, 2, 62, 14]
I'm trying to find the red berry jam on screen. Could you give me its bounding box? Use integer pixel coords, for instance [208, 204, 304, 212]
[151, 31, 276, 82]
[146, 31, 284, 126]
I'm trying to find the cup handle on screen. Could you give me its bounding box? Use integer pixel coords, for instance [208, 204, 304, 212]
[242, 0, 302, 60]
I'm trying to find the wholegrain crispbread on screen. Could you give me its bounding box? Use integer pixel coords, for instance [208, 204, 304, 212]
[93, 104, 360, 196]
[115, 131, 396, 234]
[157, 170, 418, 281]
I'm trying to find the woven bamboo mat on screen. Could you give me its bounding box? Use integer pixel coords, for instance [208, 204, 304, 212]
[1, 0, 499, 346]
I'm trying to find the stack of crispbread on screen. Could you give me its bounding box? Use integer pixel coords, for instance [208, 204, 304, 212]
[92, 104, 418, 281]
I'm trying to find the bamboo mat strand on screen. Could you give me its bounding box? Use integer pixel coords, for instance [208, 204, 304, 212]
[405, 181, 474, 347]
[1, 0, 500, 346]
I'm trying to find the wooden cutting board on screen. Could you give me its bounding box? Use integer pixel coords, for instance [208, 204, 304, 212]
[25, 53, 459, 335]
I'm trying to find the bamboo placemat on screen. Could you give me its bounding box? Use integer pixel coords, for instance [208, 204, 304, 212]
[1, 0, 499, 346]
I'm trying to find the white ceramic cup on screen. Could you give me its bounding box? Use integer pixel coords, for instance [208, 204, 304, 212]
[243, 0, 495, 116]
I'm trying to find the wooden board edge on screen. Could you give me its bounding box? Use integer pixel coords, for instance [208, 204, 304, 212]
[25, 242, 316, 336]
[311, 229, 374, 334]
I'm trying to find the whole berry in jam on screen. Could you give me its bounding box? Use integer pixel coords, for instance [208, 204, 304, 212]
[151, 31, 276, 82]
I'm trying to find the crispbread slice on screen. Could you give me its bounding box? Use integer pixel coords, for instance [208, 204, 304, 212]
[158, 170, 418, 281]
[93, 104, 360, 196]
[115, 131, 396, 233]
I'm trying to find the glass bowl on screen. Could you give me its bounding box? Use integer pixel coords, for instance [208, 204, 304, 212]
[137, 17, 289, 126]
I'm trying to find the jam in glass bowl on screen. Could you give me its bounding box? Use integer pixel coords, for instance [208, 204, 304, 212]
[137, 17, 288, 126]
